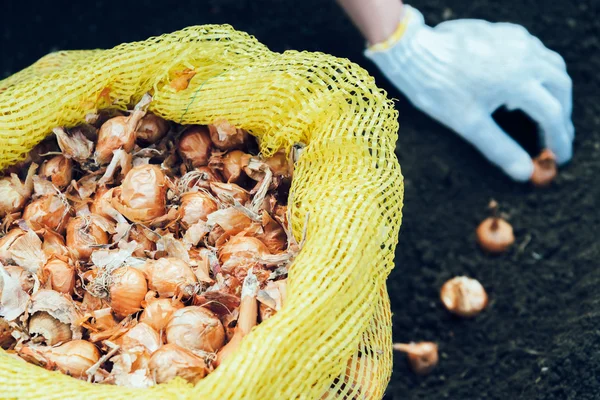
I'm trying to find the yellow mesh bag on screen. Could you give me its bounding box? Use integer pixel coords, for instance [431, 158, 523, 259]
[0, 25, 403, 399]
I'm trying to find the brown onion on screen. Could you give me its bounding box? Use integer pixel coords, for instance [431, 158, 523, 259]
[148, 344, 209, 384]
[113, 165, 167, 223]
[66, 216, 110, 260]
[166, 306, 225, 353]
[42, 258, 76, 294]
[90, 187, 118, 220]
[143, 258, 197, 298]
[221, 150, 251, 183]
[139, 296, 184, 332]
[109, 267, 148, 318]
[136, 114, 169, 144]
[265, 150, 292, 178]
[128, 225, 156, 257]
[177, 126, 212, 167]
[22, 194, 70, 233]
[208, 119, 248, 151]
[218, 236, 270, 270]
[19, 340, 100, 378]
[179, 192, 218, 229]
[38, 155, 73, 189]
[179, 167, 222, 191]
[0, 317, 13, 349]
[29, 311, 72, 346]
[253, 212, 287, 253]
[95, 112, 144, 165]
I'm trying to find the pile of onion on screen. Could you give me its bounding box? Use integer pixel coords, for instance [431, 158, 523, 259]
[0, 94, 296, 388]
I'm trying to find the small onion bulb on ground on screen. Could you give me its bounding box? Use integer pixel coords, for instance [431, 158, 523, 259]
[148, 344, 209, 384]
[440, 276, 488, 317]
[476, 217, 514, 254]
[166, 306, 225, 353]
[531, 149, 557, 187]
[393, 342, 439, 375]
[109, 267, 148, 319]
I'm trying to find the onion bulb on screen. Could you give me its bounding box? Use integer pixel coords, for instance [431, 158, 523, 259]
[148, 344, 209, 384]
[254, 212, 287, 253]
[218, 236, 270, 270]
[142, 258, 197, 298]
[19, 340, 100, 378]
[264, 150, 292, 179]
[179, 192, 218, 229]
[109, 267, 148, 318]
[95, 109, 147, 165]
[208, 119, 249, 151]
[0, 228, 25, 263]
[0, 317, 13, 349]
[38, 155, 73, 189]
[476, 217, 514, 254]
[66, 216, 110, 260]
[139, 296, 184, 332]
[112, 165, 167, 223]
[41, 229, 69, 259]
[29, 311, 73, 346]
[210, 182, 250, 205]
[136, 114, 169, 144]
[440, 276, 488, 318]
[90, 187, 118, 220]
[206, 208, 253, 237]
[177, 126, 212, 167]
[28, 289, 82, 340]
[219, 150, 251, 183]
[128, 225, 156, 257]
[166, 306, 225, 353]
[22, 194, 71, 233]
[120, 322, 162, 353]
[42, 258, 76, 294]
[393, 342, 438, 375]
[531, 149, 557, 187]
[0, 165, 36, 217]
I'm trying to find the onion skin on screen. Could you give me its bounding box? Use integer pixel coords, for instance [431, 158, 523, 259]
[148, 344, 209, 384]
[136, 114, 169, 144]
[210, 182, 250, 205]
[41, 229, 69, 259]
[38, 155, 73, 190]
[90, 187, 117, 220]
[19, 340, 100, 378]
[66, 216, 110, 261]
[0, 228, 26, 263]
[109, 267, 148, 319]
[178, 126, 212, 167]
[218, 236, 270, 270]
[120, 322, 162, 353]
[166, 306, 225, 353]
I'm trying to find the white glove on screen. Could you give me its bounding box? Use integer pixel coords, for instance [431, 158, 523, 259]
[365, 5, 574, 181]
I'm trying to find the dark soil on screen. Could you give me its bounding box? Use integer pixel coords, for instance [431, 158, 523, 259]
[3, 1, 600, 399]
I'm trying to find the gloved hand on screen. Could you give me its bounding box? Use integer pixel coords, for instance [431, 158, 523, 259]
[365, 5, 574, 181]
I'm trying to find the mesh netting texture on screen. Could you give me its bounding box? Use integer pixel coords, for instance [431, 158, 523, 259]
[0, 25, 403, 399]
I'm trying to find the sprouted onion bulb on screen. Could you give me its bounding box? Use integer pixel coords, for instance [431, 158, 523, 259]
[476, 217, 514, 254]
[393, 342, 439, 375]
[440, 276, 488, 317]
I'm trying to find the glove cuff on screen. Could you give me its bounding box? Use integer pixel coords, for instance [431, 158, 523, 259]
[364, 5, 425, 56]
